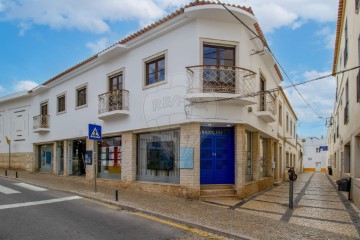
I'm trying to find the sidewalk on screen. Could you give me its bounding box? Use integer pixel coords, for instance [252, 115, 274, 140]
[1, 170, 359, 240]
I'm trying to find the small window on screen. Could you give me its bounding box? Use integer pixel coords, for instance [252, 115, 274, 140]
[57, 94, 66, 113]
[145, 56, 165, 86]
[286, 113, 289, 132]
[356, 0, 359, 13]
[76, 86, 87, 107]
[278, 102, 282, 125]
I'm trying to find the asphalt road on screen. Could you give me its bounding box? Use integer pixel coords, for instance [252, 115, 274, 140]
[0, 177, 215, 240]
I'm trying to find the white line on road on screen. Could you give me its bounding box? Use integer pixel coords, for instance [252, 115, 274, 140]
[0, 185, 21, 194]
[0, 196, 82, 210]
[14, 183, 47, 192]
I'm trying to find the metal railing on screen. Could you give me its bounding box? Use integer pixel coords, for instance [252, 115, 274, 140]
[186, 65, 256, 95]
[33, 115, 50, 129]
[98, 89, 129, 114]
[258, 92, 276, 115]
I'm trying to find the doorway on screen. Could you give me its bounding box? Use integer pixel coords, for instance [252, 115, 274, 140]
[38, 144, 53, 173]
[68, 139, 86, 176]
[315, 162, 321, 172]
[57, 141, 64, 175]
[200, 127, 235, 185]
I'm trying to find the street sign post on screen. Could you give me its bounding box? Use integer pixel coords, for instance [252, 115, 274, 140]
[88, 124, 101, 193]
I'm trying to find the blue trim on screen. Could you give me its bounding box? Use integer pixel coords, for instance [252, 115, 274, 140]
[200, 127, 235, 184]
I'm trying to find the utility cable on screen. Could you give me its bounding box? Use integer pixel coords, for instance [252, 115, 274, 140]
[216, 0, 324, 118]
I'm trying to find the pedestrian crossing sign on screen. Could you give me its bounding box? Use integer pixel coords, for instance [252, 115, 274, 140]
[88, 124, 102, 140]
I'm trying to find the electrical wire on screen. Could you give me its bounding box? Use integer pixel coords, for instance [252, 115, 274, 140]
[216, 0, 325, 119]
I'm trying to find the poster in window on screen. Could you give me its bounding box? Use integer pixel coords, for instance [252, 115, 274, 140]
[101, 147, 107, 153]
[109, 146, 114, 153]
[109, 152, 114, 160]
[100, 153, 107, 160]
[146, 141, 174, 170]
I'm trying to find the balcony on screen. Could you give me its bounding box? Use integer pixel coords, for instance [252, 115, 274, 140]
[33, 115, 50, 133]
[98, 89, 129, 120]
[255, 92, 276, 123]
[185, 65, 257, 105]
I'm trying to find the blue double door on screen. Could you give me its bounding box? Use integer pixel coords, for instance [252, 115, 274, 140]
[200, 127, 235, 184]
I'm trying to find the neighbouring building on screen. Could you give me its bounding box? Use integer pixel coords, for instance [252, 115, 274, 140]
[328, 0, 360, 208]
[302, 137, 328, 172]
[0, 1, 298, 199]
[274, 87, 299, 184]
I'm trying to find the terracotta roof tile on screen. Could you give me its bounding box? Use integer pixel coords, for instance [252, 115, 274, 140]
[332, 0, 344, 75]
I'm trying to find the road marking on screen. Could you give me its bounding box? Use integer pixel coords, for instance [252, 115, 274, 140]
[14, 183, 47, 192]
[0, 196, 82, 210]
[132, 212, 223, 239]
[0, 185, 21, 194]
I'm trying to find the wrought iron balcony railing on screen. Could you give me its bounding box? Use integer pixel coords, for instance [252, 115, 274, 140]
[186, 65, 256, 95]
[33, 114, 50, 130]
[98, 89, 129, 114]
[258, 92, 276, 115]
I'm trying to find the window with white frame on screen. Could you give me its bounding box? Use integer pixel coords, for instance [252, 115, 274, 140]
[145, 55, 165, 86]
[57, 93, 66, 113]
[76, 85, 87, 107]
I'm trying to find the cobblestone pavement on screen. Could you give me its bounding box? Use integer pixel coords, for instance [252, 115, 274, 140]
[1, 170, 359, 240]
[207, 172, 360, 238]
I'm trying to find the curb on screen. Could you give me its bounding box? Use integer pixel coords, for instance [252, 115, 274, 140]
[1, 174, 251, 240]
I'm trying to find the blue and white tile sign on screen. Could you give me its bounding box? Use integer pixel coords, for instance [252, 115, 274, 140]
[88, 124, 102, 141]
[180, 147, 194, 169]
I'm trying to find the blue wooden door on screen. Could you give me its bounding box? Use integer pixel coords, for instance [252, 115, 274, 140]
[200, 127, 234, 184]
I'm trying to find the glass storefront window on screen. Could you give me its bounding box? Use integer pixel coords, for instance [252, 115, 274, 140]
[260, 137, 266, 177]
[39, 144, 53, 173]
[245, 130, 253, 182]
[97, 137, 121, 179]
[137, 129, 180, 184]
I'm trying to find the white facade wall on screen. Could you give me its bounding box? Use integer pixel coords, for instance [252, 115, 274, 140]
[303, 137, 328, 172]
[328, 0, 360, 209]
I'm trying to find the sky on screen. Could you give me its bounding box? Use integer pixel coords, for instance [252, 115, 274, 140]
[0, 0, 338, 138]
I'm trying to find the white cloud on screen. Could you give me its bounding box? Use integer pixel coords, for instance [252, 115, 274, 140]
[0, 0, 339, 34]
[0, 85, 5, 92]
[316, 26, 336, 49]
[233, 0, 338, 33]
[13, 80, 39, 91]
[283, 70, 335, 137]
[86, 38, 109, 54]
[283, 70, 335, 122]
[0, 0, 164, 34]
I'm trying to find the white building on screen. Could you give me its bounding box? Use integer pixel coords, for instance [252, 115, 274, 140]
[0, 1, 298, 199]
[328, 0, 360, 208]
[303, 137, 328, 172]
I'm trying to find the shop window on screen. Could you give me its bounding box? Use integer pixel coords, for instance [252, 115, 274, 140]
[137, 129, 180, 183]
[260, 137, 266, 177]
[245, 130, 253, 182]
[286, 152, 289, 168]
[98, 137, 122, 179]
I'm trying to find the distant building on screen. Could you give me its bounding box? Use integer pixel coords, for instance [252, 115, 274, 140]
[302, 137, 328, 172]
[327, 0, 360, 209]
